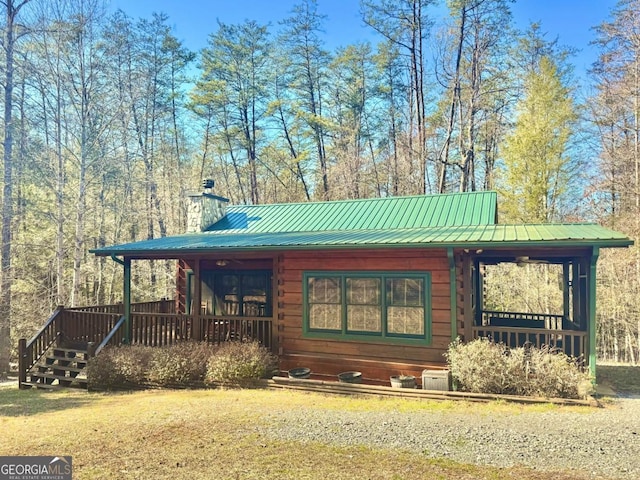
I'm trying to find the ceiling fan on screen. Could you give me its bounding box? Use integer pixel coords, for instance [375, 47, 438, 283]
[514, 256, 550, 265]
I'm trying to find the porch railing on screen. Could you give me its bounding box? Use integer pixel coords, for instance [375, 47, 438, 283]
[62, 310, 126, 345]
[67, 299, 175, 315]
[18, 307, 125, 388]
[480, 310, 567, 330]
[201, 316, 273, 348]
[472, 325, 587, 358]
[473, 310, 586, 357]
[18, 307, 65, 387]
[93, 315, 126, 357]
[130, 313, 273, 349]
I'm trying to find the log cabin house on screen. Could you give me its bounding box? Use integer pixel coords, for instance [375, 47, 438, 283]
[18, 187, 633, 389]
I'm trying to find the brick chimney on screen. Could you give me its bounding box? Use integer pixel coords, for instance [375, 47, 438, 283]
[186, 179, 229, 233]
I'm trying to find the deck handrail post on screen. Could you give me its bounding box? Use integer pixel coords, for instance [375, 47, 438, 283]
[56, 306, 65, 345]
[87, 341, 97, 358]
[18, 338, 27, 389]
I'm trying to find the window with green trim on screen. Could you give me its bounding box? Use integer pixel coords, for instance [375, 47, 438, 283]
[308, 277, 342, 330]
[304, 272, 431, 343]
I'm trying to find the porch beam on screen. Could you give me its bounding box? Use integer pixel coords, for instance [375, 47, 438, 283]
[447, 248, 457, 341]
[588, 247, 599, 380]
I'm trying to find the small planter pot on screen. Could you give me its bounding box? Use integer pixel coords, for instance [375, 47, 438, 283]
[338, 371, 362, 383]
[288, 367, 311, 379]
[390, 375, 416, 389]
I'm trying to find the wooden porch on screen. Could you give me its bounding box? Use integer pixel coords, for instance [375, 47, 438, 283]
[18, 299, 274, 389]
[461, 250, 594, 364]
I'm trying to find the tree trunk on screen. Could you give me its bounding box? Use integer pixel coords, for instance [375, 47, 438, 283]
[438, 5, 466, 193]
[0, 0, 29, 378]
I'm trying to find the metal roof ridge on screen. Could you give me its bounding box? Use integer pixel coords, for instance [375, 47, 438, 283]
[198, 224, 478, 236]
[495, 222, 602, 227]
[225, 191, 497, 210]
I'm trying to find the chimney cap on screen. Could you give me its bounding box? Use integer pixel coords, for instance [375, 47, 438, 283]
[202, 178, 215, 190]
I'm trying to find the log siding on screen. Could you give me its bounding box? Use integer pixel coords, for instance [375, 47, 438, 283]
[277, 248, 453, 381]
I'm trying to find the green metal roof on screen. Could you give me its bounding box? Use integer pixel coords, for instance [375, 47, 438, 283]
[208, 191, 497, 232]
[92, 223, 632, 257]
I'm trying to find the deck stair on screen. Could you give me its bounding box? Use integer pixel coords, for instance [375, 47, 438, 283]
[23, 346, 90, 390]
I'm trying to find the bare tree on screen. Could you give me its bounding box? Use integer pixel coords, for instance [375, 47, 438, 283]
[0, 0, 30, 378]
[361, 0, 434, 193]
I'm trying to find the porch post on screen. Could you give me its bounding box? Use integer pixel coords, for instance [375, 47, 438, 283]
[123, 257, 131, 344]
[192, 259, 202, 340]
[588, 247, 599, 380]
[447, 248, 457, 341]
[462, 253, 473, 342]
[572, 258, 583, 329]
[562, 262, 570, 323]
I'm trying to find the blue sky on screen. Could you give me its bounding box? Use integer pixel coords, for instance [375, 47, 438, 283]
[106, 0, 617, 78]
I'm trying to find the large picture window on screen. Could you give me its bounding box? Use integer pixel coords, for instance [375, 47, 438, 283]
[304, 272, 431, 343]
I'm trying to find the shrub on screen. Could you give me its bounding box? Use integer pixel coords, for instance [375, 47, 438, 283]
[148, 342, 217, 387]
[444, 338, 513, 394]
[205, 341, 277, 387]
[527, 346, 592, 398]
[86, 345, 153, 390]
[88, 343, 213, 389]
[87, 349, 124, 391]
[445, 338, 592, 399]
[111, 345, 154, 384]
[88, 341, 275, 390]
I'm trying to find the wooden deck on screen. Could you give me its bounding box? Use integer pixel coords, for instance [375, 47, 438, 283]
[18, 300, 274, 389]
[60, 300, 273, 348]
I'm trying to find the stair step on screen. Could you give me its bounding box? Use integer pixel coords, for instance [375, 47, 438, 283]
[30, 374, 87, 390]
[38, 364, 85, 373]
[21, 380, 86, 391]
[31, 372, 87, 382]
[22, 345, 91, 391]
[36, 369, 83, 381]
[52, 348, 89, 359]
[21, 381, 60, 390]
[45, 355, 88, 365]
[53, 347, 88, 354]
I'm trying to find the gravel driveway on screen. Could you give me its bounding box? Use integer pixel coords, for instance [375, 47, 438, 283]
[256, 396, 640, 479]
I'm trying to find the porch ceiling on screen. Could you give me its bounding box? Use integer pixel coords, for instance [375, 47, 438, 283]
[91, 223, 632, 258]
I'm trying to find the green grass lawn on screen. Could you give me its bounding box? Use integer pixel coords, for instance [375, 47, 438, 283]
[0, 385, 599, 480]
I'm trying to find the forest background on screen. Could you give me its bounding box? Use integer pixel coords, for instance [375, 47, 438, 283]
[0, 0, 638, 374]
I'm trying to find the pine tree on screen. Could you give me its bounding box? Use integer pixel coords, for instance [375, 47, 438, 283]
[499, 56, 577, 223]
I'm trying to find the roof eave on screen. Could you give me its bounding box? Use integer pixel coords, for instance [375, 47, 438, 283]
[90, 237, 634, 258]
